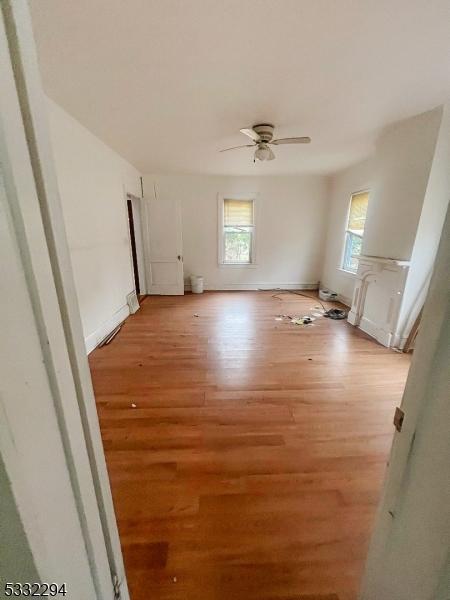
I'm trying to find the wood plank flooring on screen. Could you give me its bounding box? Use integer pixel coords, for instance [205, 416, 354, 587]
[89, 291, 411, 600]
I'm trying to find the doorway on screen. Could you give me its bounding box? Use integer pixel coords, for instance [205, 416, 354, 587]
[126, 194, 146, 297]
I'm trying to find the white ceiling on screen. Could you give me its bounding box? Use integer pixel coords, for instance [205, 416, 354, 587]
[30, 0, 450, 176]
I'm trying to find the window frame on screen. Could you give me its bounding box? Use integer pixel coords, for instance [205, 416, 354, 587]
[217, 194, 258, 267]
[340, 189, 370, 275]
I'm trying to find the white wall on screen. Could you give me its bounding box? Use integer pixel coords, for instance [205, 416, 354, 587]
[396, 104, 450, 342]
[47, 99, 142, 352]
[362, 107, 442, 260]
[320, 158, 373, 304]
[321, 107, 444, 309]
[47, 98, 446, 350]
[143, 174, 328, 290]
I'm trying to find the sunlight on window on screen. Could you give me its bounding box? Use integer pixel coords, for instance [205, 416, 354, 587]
[342, 191, 369, 273]
[224, 228, 252, 263]
[223, 199, 254, 264]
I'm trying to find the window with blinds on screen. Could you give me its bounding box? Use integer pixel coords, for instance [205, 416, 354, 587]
[342, 191, 369, 273]
[221, 198, 255, 264]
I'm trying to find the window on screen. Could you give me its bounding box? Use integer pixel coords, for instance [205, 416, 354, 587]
[219, 197, 256, 265]
[342, 191, 369, 273]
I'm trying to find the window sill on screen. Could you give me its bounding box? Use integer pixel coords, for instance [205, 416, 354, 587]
[219, 262, 258, 269]
[338, 268, 357, 276]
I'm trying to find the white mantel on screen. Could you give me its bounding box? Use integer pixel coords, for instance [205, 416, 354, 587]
[348, 255, 410, 347]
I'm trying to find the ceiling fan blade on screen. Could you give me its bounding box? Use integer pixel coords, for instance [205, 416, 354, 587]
[271, 137, 311, 145]
[219, 144, 255, 153]
[240, 128, 261, 142]
[267, 147, 276, 161]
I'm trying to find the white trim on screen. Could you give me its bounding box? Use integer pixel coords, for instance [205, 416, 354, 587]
[141, 182, 153, 291]
[85, 304, 130, 354]
[123, 186, 136, 294]
[126, 290, 140, 314]
[125, 190, 148, 295]
[356, 254, 410, 267]
[184, 282, 319, 291]
[395, 270, 431, 350]
[0, 3, 129, 598]
[218, 263, 258, 269]
[359, 315, 393, 346]
[217, 193, 258, 266]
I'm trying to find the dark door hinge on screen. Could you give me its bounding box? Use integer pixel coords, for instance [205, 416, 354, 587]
[393, 407, 405, 432]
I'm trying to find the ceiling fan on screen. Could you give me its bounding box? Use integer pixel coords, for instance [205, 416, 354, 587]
[220, 124, 311, 162]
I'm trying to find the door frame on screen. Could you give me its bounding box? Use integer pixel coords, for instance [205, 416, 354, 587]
[0, 2, 128, 598]
[125, 191, 147, 296]
[127, 196, 141, 294]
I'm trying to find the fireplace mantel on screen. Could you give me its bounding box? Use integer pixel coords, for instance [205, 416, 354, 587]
[356, 255, 410, 267]
[347, 255, 410, 347]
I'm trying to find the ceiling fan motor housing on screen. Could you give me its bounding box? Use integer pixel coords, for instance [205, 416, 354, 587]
[253, 124, 275, 143]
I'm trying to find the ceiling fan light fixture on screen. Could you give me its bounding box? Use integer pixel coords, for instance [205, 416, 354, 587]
[219, 124, 310, 162]
[255, 145, 271, 161]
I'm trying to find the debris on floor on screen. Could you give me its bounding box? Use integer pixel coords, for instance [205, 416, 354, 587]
[270, 288, 347, 327]
[275, 313, 316, 326]
[291, 315, 315, 326]
[323, 308, 347, 320]
[131, 403, 137, 408]
[194, 313, 199, 317]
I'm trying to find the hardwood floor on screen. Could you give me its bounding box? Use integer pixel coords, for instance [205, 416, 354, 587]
[89, 291, 411, 600]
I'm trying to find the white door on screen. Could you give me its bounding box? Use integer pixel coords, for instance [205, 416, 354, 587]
[0, 166, 99, 598]
[360, 205, 450, 600]
[0, 3, 127, 598]
[146, 190, 184, 295]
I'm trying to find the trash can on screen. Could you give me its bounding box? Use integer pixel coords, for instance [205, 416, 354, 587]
[190, 275, 204, 294]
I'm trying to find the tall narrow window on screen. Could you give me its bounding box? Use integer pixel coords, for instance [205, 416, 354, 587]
[221, 198, 255, 264]
[342, 191, 369, 273]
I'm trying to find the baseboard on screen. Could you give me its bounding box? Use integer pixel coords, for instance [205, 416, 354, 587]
[85, 304, 130, 354]
[184, 282, 319, 291]
[347, 309, 358, 325]
[359, 316, 393, 348]
[392, 333, 406, 350]
[376, 329, 393, 348]
[359, 316, 379, 340]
